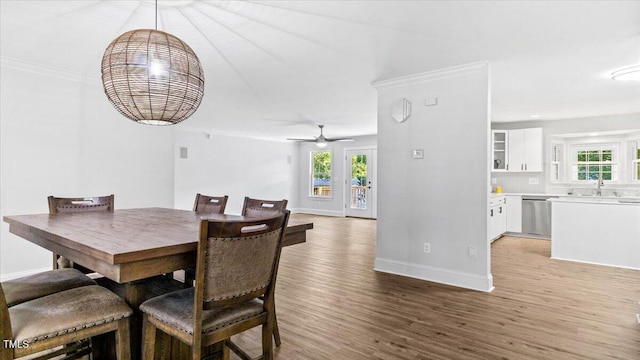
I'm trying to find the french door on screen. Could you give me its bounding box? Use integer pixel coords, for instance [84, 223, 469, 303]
[344, 148, 376, 218]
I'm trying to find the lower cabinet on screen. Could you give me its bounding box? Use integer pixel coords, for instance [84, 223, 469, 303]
[505, 195, 522, 232]
[489, 196, 507, 242]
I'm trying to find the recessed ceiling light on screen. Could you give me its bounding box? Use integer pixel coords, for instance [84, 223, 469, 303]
[611, 65, 640, 81]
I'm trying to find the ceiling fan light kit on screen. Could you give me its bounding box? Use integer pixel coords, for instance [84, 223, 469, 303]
[101, 0, 204, 125]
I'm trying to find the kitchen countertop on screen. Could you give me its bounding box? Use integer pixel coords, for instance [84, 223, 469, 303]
[550, 196, 640, 205]
[490, 192, 564, 197]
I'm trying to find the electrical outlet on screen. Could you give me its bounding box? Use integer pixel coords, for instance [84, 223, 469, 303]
[529, 178, 539, 185]
[491, 178, 497, 185]
[468, 246, 477, 259]
[423, 243, 431, 254]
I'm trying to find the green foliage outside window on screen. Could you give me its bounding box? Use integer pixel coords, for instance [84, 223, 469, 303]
[351, 155, 367, 186]
[576, 149, 613, 180]
[311, 151, 331, 196]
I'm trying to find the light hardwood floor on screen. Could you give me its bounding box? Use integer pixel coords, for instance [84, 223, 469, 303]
[228, 214, 640, 360]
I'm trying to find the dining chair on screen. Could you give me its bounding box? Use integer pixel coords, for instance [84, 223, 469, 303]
[140, 211, 290, 360]
[48, 195, 115, 270]
[183, 194, 230, 288]
[193, 193, 229, 214]
[241, 197, 288, 218]
[0, 283, 132, 360]
[241, 197, 288, 347]
[1, 268, 97, 308]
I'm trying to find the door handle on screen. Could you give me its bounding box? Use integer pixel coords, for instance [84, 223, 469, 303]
[499, 206, 502, 214]
[490, 209, 493, 217]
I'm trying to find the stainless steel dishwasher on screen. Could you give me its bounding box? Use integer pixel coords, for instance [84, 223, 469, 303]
[522, 196, 558, 238]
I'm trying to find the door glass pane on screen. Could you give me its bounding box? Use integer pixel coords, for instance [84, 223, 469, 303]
[350, 155, 367, 209]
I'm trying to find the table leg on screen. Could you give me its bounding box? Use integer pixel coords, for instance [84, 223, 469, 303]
[125, 281, 146, 360]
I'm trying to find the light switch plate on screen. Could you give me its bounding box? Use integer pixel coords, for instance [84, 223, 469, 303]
[424, 97, 438, 106]
[412, 149, 424, 159]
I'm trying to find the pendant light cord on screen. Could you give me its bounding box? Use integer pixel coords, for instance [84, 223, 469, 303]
[155, 0, 158, 30]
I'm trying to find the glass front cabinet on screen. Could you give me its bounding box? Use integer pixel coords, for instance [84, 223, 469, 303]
[492, 130, 508, 171]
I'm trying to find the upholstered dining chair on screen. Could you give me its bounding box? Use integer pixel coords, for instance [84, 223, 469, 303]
[48, 195, 115, 270]
[140, 211, 290, 360]
[1, 268, 97, 308]
[241, 197, 288, 218]
[183, 194, 230, 287]
[193, 193, 229, 214]
[241, 197, 288, 347]
[0, 283, 132, 360]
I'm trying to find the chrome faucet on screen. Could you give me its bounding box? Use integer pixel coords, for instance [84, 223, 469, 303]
[596, 174, 604, 196]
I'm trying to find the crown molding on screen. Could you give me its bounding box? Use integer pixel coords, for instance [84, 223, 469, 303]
[0, 56, 100, 85]
[371, 61, 489, 90]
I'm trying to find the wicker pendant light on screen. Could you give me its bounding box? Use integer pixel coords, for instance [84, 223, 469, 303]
[101, 2, 204, 125]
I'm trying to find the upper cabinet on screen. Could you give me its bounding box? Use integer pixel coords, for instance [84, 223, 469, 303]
[492, 128, 543, 172]
[492, 130, 508, 171]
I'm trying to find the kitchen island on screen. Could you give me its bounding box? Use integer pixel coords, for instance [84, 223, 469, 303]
[550, 197, 640, 270]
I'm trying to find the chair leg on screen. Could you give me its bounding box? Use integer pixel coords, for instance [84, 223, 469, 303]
[222, 341, 230, 360]
[262, 321, 273, 360]
[115, 318, 132, 360]
[184, 268, 195, 288]
[142, 315, 156, 360]
[272, 310, 281, 347]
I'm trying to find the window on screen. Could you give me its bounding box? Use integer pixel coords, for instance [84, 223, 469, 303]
[310, 150, 332, 197]
[569, 144, 618, 181]
[633, 141, 640, 182]
[549, 143, 562, 182]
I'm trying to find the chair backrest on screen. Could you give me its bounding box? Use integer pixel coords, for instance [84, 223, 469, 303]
[241, 197, 288, 217]
[0, 284, 14, 359]
[48, 195, 114, 214]
[192, 194, 229, 214]
[194, 211, 290, 312]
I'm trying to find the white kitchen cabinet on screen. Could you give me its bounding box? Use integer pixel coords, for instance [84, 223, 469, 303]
[489, 196, 507, 242]
[491, 128, 542, 172]
[505, 195, 522, 232]
[507, 128, 543, 172]
[491, 130, 508, 171]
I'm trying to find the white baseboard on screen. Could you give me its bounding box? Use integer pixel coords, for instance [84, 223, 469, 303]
[1, 267, 51, 282]
[374, 257, 494, 292]
[550, 256, 640, 271]
[290, 208, 344, 217]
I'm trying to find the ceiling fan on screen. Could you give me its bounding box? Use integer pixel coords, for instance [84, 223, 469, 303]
[287, 125, 354, 147]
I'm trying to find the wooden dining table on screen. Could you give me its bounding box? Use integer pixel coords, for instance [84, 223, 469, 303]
[3, 207, 313, 359]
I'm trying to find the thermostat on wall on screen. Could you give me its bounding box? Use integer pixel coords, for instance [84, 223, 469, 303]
[412, 149, 424, 159]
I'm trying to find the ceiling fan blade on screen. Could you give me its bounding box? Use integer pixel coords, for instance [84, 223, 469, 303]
[326, 138, 355, 142]
[286, 138, 317, 142]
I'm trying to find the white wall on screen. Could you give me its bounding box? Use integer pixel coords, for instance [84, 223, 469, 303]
[173, 130, 298, 215]
[373, 62, 493, 292]
[296, 135, 377, 216]
[0, 63, 175, 277]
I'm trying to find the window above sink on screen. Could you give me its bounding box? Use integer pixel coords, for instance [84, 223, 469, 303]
[549, 130, 640, 185]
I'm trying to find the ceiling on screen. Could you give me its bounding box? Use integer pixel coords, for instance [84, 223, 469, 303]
[1, 0, 639, 141]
